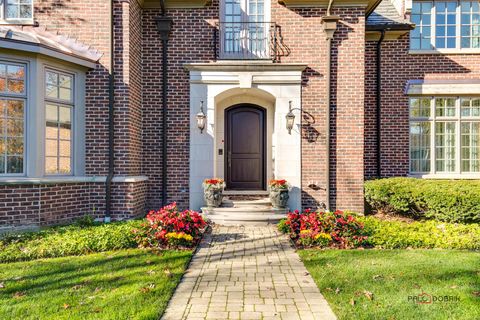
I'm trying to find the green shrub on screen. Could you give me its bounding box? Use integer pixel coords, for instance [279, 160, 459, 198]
[0, 220, 143, 263]
[365, 178, 480, 223]
[360, 216, 480, 250]
[277, 218, 289, 234]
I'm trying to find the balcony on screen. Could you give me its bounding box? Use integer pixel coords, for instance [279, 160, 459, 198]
[214, 22, 278, 61]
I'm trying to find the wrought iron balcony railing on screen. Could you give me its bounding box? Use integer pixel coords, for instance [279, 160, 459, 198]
[214, 22, 278, 61]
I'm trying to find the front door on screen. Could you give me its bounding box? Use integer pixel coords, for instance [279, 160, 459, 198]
[225, 104, 266, 190]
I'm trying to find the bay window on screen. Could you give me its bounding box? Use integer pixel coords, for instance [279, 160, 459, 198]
[410, 97, 480, 175]
[410, 1, 480, 50]
[0, 61, 25, 175]
[0, 53, 86, 180]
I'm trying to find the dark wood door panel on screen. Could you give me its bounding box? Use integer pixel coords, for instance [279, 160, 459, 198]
[225, 104, 266, 190]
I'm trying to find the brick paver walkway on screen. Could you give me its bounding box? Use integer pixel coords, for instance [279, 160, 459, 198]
[162, 225, 337, 320]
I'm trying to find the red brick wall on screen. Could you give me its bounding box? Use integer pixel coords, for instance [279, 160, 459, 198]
[272, 5, 366, 212]
[36, 0, 111, 176]
[364, 41, 378, 179]
[1, 0, 146, 228]
[0, 181, 145, 227]
[141, 5, 218, 211]
[365, 34, 480, 178]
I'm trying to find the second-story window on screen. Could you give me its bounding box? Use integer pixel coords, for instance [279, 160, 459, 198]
[1, 0, 33, 23]
[410, 1, 480, 50]
[220, 0, 271, 59]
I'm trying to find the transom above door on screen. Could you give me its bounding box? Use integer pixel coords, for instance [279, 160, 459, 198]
[225, 104, 266, 190]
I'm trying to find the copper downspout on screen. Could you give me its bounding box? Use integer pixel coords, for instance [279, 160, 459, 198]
[321, 10, 339, 211]
[105, 0, 115, 222]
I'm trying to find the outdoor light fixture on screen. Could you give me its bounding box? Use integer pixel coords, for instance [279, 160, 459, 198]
[196, 101, 207, 133]
[285, 101, 297, 134]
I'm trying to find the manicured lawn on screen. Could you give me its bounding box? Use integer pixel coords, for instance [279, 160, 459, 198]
[299, 249, 480, 320]
[0, 249, 191, 320]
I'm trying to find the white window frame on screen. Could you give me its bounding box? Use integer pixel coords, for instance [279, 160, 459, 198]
[0, 0, 34, 25]
[219, 0, 272, 60]
[410, 0, 480, 54]
[44, 67, 75, 176]
[0, 60, 27, 176]
[409, 96, 480, 178]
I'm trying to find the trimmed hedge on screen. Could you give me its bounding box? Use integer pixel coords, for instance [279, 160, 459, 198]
[0, 220, 143, 263]
[365, 177, 480, 223]
[360, 216, 480, 250]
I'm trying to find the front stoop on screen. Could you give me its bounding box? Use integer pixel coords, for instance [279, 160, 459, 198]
[201, 197, 288, 226]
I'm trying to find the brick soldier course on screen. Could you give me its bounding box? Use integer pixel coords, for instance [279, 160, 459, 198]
[162, 225, 337, 320]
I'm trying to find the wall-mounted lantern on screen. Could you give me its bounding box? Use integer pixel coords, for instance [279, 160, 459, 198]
[285, 101, 297, 135]
[196, 101, 207, 133]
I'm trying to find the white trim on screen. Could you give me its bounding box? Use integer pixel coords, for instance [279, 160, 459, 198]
[409, 49, 480, 54]
[0, 175, 149, 185]
[405, 80, 480, 95]
[409, 173, 480, 179]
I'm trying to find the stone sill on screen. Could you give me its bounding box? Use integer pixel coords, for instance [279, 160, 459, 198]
[408, 174, 480, 180]
[409, 49, 480, 55]
[0, 176, 149, 185]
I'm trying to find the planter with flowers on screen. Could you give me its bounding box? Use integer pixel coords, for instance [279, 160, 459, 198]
[203, 178, 226, 208]
[269, 179, 289, 209]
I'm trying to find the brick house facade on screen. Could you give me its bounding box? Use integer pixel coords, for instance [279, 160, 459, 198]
[0, 0, 479, 229]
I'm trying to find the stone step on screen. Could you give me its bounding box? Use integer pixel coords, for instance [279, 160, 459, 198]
[201, 206, 288, 226]
[221, 197, 271, 208]
[205, 213, 287, 226]
[223, 191, 269, 201]
[203, 206, 287, 216]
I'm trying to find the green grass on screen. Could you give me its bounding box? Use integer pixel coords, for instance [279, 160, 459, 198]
[299, 249, 480, 320]
[0, 249, 192, 320]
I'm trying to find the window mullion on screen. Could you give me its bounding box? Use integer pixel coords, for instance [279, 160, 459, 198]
[431, 2, 436, 49]
[456, 1, 461, 49]
[456, 96, 461, 173]
[431, 97, 436, 174]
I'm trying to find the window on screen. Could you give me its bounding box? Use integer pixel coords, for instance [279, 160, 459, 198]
[220, 0, 270, 59]
[45, 69, 73, 175]
[0, 61, 25, 175]
[410, 1, 480, 50]
[410, 97, 480, 175]
[1, 0, 33, 22]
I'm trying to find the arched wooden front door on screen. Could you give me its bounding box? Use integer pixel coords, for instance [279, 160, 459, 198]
[225, 104, 266, 190]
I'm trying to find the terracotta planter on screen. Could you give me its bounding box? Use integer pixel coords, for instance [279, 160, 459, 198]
[270, 189, 289, 209]
[204, 188, 224, 208]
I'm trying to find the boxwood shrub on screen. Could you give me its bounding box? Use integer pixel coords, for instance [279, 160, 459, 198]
[360, 216, 480, 250]
[0, 220, 143, 263]
[365, 177, 480, 223]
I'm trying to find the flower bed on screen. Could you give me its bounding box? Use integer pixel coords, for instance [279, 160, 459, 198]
[133, 203, 208, 249]
[278, 209, 368, 248]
